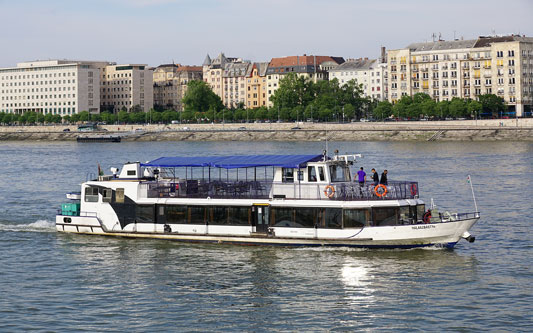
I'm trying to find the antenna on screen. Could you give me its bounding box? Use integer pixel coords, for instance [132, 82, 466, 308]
[324, 121, 328, 159]
[467, 175, 479, 215]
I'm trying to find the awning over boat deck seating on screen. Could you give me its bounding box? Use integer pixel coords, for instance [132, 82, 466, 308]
[142, 154, 324, 169]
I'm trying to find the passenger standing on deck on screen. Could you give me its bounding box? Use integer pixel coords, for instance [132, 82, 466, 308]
[356, 167, 366, 187]
[371, 168, 379, 186]
[380, 169, 388, 185]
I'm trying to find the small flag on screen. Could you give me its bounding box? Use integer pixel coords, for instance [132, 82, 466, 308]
[467, 175, 471, 184]
[98, 163, 104, 176]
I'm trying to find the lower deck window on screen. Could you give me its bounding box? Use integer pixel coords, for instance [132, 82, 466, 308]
[136, 205, 154, 223]
[416, 204, 426, 222]
[270, 207, 341, 229]
[163, 205, 250, 225]
[372, 207, 398, 226]
[343, 209, 369, 228]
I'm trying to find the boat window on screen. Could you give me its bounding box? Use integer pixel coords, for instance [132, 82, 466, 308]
[102, 189, 112, 203]
[127, 170, 136, 176]
[318, 166, 325, 181]
[210, 206, 228, 225]
[399, 206, 410, 224]
[410, 206, 417, 222]
[270, 207, 341, 229]
[416, 204, 426, 222]
[324, 208, 342, 228]
[343, 209, 368, 228]
[115, 188, 124, 203]
[165, 205, 187, 224]
[136, 205, 154, 223]
[271, 207, 293, 227]
[84, 187, 99, 202]
[308, 166, 317, 182]
[372, 207, 398, 226]
[189, 206, 206, 224]
[282, 168, 294, 183]
[329, 165, 349, 182]
[228, 206, 250, 225]
[294, 207, 317, 228]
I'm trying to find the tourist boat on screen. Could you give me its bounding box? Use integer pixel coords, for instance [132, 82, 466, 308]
[56, 153, 479, 249]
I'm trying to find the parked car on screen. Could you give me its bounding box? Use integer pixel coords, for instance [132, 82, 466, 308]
[63, 128, 70, 132]
[238, 126, 247, 130]
[291, 126, 302, 130]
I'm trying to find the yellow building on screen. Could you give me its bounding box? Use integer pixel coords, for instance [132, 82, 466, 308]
[246, 63, 269, 109]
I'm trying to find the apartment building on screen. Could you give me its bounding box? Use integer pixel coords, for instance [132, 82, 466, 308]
[203, 53, 251, 108]
[387, 35, 533, 116]
[329, 58, 388, 101]
[246, 62, 269, 109]
[265, 55, 345, 108]
[153, 64, 202, 110]
[0, 60, 108, 115]
[100, 64, 153, 112]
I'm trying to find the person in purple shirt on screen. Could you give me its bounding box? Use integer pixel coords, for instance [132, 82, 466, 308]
[356, 167, 366, 187]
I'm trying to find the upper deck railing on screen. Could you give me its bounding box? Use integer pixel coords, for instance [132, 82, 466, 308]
[140, 179, 419, 201]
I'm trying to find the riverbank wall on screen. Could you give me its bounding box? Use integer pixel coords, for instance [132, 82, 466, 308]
[1, 118, 532, 141]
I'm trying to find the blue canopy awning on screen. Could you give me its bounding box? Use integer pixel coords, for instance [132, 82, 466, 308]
[142, 154, 324, 169]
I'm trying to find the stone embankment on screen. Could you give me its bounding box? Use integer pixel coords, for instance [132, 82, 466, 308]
[1, 118, 532, 141]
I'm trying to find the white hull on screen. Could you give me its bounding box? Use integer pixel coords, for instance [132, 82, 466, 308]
[56, 215, 478, 249]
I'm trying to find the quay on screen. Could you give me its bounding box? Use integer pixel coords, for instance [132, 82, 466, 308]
[0, 118, 532, 142]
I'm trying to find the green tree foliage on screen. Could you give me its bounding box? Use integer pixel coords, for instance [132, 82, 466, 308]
[467, 100, 482, 118]
[182, 80, 223, 113]
[270, 73, 314, 109]
[118, 110, 129, 123]
[449, 98, 468, 118]
[373, 101, 393, 120]
[478, 94, 506, 117]
[78, 111, 90, 122]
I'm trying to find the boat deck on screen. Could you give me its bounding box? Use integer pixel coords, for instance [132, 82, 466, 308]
[140, 179, 419, 201]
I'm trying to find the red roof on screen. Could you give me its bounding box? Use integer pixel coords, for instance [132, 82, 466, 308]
[269, 55, 344, 67]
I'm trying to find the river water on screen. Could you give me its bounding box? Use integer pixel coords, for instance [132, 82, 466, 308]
[0, 140, 531, 331]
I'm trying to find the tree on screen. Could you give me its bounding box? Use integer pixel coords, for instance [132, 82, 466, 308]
[436, 100, 450, 119]
[118, 110, 129, 123]
[467, 100, 482, 118]
[373, 101, 393, 120]
[78, 111, 90, 122]
[182, 80, 223, 113]
[270, 73, 314, 110]
[420, 99, 437, 118]
[478, 94, 506, 117]
[449, 98, 467, 118]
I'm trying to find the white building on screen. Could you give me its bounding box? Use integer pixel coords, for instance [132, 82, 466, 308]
[329, 58, 388, 101]
[0, 60, 108, 115]
[100, 64, 153, 112]
[387, 35, 533, 116]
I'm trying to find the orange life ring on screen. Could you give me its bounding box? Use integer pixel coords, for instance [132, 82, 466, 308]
[324, 185, 335, 198]
[374, 184, 388, 197]
[410, 183, 418, 196]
